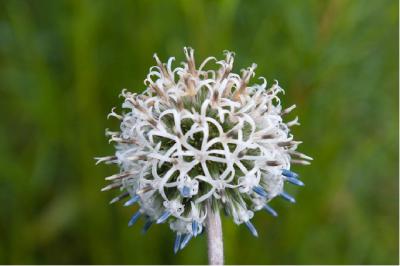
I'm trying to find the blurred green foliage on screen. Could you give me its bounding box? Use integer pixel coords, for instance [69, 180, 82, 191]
[0, 0, 398, 264]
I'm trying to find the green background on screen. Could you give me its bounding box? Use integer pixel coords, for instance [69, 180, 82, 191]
[0, 0, 398, 264]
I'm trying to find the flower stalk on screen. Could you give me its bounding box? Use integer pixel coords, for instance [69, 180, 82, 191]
[206, 201, 224, 265]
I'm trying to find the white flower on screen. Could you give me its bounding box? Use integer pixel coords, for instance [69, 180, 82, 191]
[96, 47, 312, 252]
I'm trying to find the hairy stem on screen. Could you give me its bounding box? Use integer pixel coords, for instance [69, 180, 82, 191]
[206, 202, 224, 265]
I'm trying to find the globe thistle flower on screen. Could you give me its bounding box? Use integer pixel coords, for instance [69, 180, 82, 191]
[96, 47, 311, 263]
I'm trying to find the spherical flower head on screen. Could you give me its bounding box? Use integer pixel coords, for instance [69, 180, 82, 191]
[97, 47, 312, 251]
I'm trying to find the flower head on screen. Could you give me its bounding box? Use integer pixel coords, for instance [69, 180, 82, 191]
[97, 47, 312, 252]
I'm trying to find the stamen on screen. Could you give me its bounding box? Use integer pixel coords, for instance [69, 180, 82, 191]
[280, 191, 296, 203]
[180, 233, 193, 250]
[266, 160, 280, 166]
[95, 156, 117, 165]
[288, 150, 313, 161]
[137, 186, 153, 194]
[277, 140, 302, 147]
[124, 195, 141, 206]
[105, 172, 132, 181]
[282, 169, 299, 178]
[263, 204, 278, 217]
[245, 221, 258, 237]
[101, 182, 122, 192]
[174, 233, 182, 254]
[141, 220, 153, 234]
[192, 221, 199, 237]
[253, 186, 268, 197]
[285, 177, 305, 187]
[109, 192, 129, 204]
[262, 134, 275, 139]
[291, 159, 311, 165]
[156, 211, 171, 224]
[128, 211, 142, 227]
